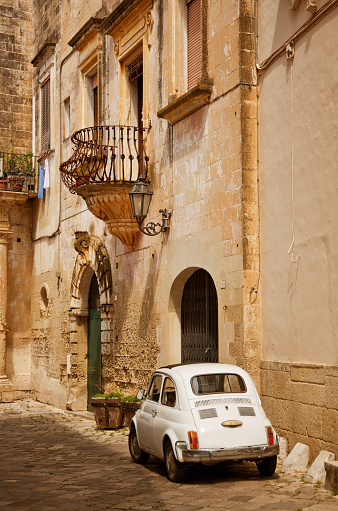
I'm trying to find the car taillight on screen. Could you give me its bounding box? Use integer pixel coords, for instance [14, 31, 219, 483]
[188, 431, 199, 449]
[266, 426, 274, 444]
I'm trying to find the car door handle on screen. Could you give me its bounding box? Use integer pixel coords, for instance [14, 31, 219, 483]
[152, 409, 158, 417]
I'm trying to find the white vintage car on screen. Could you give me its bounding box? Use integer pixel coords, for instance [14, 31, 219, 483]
[129, 363, 279, 482]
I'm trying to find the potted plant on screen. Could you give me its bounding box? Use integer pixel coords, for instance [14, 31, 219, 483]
[91, 390, 124, 430]
[6, 150, 34, 191]
[105, 391, 124, 429]
[0, 151, 7, 190]
[121, 395, 142, 428]
[91, 395, 107, 429]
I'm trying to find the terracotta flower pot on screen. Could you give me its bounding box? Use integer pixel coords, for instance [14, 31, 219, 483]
[106, 398, 123, 429]
[9, 176, 25, 191]
[122, 401, 141, 428]
[91, 397, 107, 429]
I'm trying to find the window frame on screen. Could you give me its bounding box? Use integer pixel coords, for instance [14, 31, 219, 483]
[146, 374, 163, 403]
[190, 373, 247, 396]
[40, 77, 51, 155]
[161, 377, 177, 408]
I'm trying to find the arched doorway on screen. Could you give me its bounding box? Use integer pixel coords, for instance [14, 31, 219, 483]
[181, 269, 218, 363]
[68, 232, 113, 412]
[87, 274, 101, 411]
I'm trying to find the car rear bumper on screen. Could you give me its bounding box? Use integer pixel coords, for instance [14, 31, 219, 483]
[176, 442, 279, 463]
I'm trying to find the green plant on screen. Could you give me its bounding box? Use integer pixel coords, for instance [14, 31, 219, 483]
[314, 481, 322, 488]
[104, 390, 124, 401]
[93, 390, 141, 402]
[3, 149, 35, 178]
[121, 395, 141, 402]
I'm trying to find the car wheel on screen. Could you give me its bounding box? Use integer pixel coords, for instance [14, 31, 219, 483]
[128, 426, 150, 465]
[256, 455, 277, 476]
[164, 441, 186, 483]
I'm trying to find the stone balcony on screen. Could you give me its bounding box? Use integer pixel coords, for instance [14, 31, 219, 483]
[60, 125, 149, 247]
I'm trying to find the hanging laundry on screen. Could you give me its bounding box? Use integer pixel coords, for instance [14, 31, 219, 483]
[44, 158, 50, 189]
[38, 165, 44, 200]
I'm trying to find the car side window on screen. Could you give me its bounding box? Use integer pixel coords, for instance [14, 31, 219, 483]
[147, 375, 162, 403]
[161, 377, 176, 408]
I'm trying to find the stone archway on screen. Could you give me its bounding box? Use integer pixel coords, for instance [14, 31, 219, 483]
[70, 231, 113, 314]
[158, 236, 229, 368]
[67, 231, 114, 410]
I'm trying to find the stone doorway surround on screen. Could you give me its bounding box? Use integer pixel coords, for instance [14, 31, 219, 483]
[159, 235, 228, 368]
[67, 231, 113, 410]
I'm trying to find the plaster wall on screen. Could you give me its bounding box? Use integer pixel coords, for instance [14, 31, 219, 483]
[258, 1, 338, 457]
[259, 8, 338, 365]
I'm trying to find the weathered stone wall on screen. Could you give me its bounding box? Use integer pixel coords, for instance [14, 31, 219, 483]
[0, 0, 33, 153]
[261, 361, 338, 461]
[26, 0, 261, 409]
[6, 201, 33, 396]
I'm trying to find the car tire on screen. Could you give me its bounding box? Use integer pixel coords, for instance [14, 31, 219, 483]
[256, 455, 277, 476]
[164, 441, 186, 483]
[128, 426, 150, 465]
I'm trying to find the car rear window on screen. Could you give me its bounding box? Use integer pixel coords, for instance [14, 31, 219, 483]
[191, 373, 246, 395]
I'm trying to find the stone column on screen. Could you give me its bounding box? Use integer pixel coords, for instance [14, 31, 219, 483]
[0, 219, 14, 402]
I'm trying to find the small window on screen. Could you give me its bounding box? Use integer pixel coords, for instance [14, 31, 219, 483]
[191, 373, 246, 395]
[161, 378, 176, 408]
[64, 98, 70, 139]
[147, 375, 162, 403]
[41, 78, 51, 154]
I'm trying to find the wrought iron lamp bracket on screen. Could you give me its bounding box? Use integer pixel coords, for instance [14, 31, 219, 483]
[137, 209, 172, 236]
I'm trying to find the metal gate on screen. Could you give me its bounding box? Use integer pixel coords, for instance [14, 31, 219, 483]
[181, 269, 218, 363]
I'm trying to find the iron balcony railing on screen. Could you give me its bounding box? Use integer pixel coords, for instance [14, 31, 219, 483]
[60, 125, 149, 193]
[0, 151, 40, 193]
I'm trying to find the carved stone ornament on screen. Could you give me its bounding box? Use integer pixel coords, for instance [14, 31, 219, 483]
[114, 41, 119, 56]
[305, 0, 317, 13]
[146, 10, 153, 31]
[76, 183, 140, 247]
[74, 231, 90, 263]
[0, 231, 13, 245]
[288, 0, 301, 9]
[70, 232, 113, 312]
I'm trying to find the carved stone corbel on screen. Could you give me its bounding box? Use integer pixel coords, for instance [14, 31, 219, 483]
[74, 231, 90, 264]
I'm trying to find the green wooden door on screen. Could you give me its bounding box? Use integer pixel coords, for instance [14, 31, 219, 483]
[87, 309, 102, 411]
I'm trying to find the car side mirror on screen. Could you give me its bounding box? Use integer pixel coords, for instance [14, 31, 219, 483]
[137, 388, 146, 400]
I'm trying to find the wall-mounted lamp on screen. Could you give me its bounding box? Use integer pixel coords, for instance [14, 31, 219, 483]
[129, 177, 172, 236]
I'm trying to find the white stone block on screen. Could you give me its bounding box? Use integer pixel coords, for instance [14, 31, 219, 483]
[277, 437, 288, 463]
[303, 451, 335, 484]
[279, 442, 309, 474]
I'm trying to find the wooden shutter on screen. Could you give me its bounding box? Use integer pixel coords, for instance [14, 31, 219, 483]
[187, 0, 202, 90]
[41, 78, 50, 154]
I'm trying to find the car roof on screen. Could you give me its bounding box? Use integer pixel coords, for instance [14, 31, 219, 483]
[158, 362, 250, 380]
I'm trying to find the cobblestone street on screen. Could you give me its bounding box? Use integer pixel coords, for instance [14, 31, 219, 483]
[0, 400, 336, 511]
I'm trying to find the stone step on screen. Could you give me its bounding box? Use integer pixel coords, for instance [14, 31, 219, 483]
[325, 461, 338, 492]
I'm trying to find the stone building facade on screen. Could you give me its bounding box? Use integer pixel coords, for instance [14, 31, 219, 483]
[0, 0, 337, 461]
[0, 0, 34, 402]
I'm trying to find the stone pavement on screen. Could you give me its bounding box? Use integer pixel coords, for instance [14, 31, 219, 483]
[0, 400, 337, 511]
